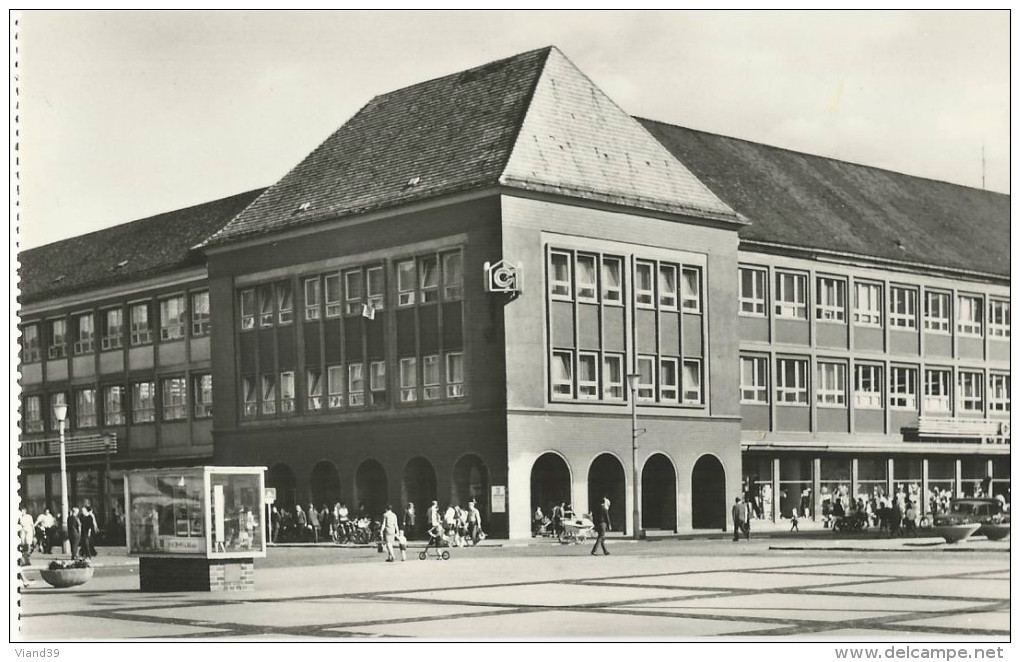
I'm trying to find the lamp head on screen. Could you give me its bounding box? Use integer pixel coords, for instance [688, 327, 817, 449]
[53, 403, 68, 422]
[626, 373, 641, 390]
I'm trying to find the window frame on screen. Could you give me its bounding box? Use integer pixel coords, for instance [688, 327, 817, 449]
[159, 295, 186, 341]
[923, 369, 952, 413]
[239, 289, 256, 331]
[988, 373, 1010, 413]
[577, 351, 599, 400]
[399, 357, 418, 402]
[48, 317, 68, 359]
[575, 253, 598, 304]
[957, 370, 984, 413]
[305, 368, 323, 411]
[257, 285, 274, 328]
[279, 370, 296, 412]
[241, 376, 258, 418]
[602, 353, 624, 401]
[303, 278, 322, 321]
[854, 363, 883, 410]
[889, 366, 917, 410]
[442, 250, 463, 301]
[774, 271, 807, 319]
[130, 302, 153, 346]
[657, 263, 678, 310]
[344, 269, 364, 315]
[24, 394, 44, 432]
[681, 266, 702, 313]
[423, 354, 441, 401]
[193, 374, 213, 418]
[324, 274, 342, 318]
[366, 266, 385, 311]
[260, 373, 277, 415]
[816, 361, 847, 407]
[956, 294, 983, 337]
[682, 358, 703, 405]
[634, 261, 655, 308]
[740, 355, 769, 404]
[103, 385, 126, 426]
[348, 363, 365, 407]
[190, 291, 210, 336]
[658, 356, 679, 403]
[276, 282, 294, 325]
[601, 256, 623, 305]
[551, 349, 574, 399]
[889, 286, 917, 329]
[988, 299, 1010, 339]
[131, 381, 156, 424]
[369, 360, 387, 406]
[924, 290, 951, 333]
[635, 355, 655, 401]
[22, 323, 41, 363]
[854, 281, 883, 327]
[739, 267, 767, 317]
[549, 251, 572, 301]
[776, 357, 808, 405]
[73, 312, 95, 355]
[445, 351, 465, 399]
[326, 365, 345, 409]
[397, 260, 417, 306]
[815, 276, 846, 323]
[75, 387, 97, 429]
[161, 376, 188, 421]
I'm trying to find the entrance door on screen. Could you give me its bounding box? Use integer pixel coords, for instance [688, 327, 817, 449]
[588, 454, 626, 532]
[402, 457, 437, 519]
[692, 454, 726, 530]
[641, 454, 677, 532]
[355, 459, 387, 518]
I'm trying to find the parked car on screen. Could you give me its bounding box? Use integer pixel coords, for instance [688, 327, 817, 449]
[933, 498, 1009, 542]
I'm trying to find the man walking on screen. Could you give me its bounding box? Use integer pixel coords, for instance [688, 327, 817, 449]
[67, 506, 81, 559]
[731, 496, 746, 542]
[467, 499, 482, 545]
[591, 497, 611, 556]
[403, 502, 416, 540]
[381, 504, 399, 562]
[79, 506, 96, 559]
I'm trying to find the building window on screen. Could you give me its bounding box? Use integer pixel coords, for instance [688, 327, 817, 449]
[101, 309, 123, 350]
[161, 377, 187, 421]
[132, 303, 156, 345]
[239, 289, 255, 330]
[775, 272, 807, 319]
[397, 261, 416, 306]
[776, 358, 808, 404]
[306, 368, 323, 411]
[551, 350, 573, 399]
[635, 356, 655, 401]
[194, 374, 212, 418]
[103, 386, 125, 426]
[324, 274, 341, 318]
[740, 356, 768, 404]
[854, 282, 882, 326]
[603, 354, 624, 400]
[327, 365, 344, 409]
[22, 324, 41, 363]
[24, 395, 43, 433]
[659, 357, 679, 403]
[816, 362, 846, 406]
[258, 285, 274, 327]
[366, 266, 385, 311]
[48, 318, 67, 359]
[446, 352, 465, 398]
[280, 371, 295, 412]
[260, 374, 277, 414]
[242, 376, 257, 418]
[634, 261, 654, 308]
[989, 374, 1010, 413]
[423, 355, 441, 401]
[576, 254, 598, 303]
[854, 364, 883, 409]
[658, 264, 677, 310]
[577, 351, 599, 399]
[160, 296, 186, 341]
[958, 371, 984, 412]
[683, 359, 703, 405]
[73, 313, 95, 354]
[399, 358, 417, 402]
[602, 257, 623, 304]
[988, 300, 1010, 338]
[348, 364, 365, 406]
[443, 251, 463, 301]
[815, 277, 846, 322]
[923, 369, 952, 413]
[304, 278, 322, 320]
[924, 291, 951, 333]
[681, 267, 702, 313]
[419, 257, 441, 305]
[75, 388, 97, 428]
[889, 287, 917, 329]
[369, 361, 387, 405]
[889, 366, 917, 410]
[549, 251, 572, 299]
[740, 267, 767, 316]
[191, 291, 210, 336]
[957, 295, 983, 336]
[132, 382, 156, 423]
[49, 392, 67, 431]
[276, 282, 294, 324]
[344, 270, 363, 315]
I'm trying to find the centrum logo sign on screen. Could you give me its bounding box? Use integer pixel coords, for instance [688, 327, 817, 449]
[484, 259, 521, 294]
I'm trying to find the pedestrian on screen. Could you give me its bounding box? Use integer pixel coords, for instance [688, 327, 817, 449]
[731, 497, 746, 542]
[426, 500, 440, 533]
[590, 497, 611, 556]
[467, 499, 483, 545]
[381, 504, 398, 562]
[552, 502, 565, 539]
[308, 503, 320, 543]
[395, 528, 408, 561]
[403, 502, 416, 540]
[295, 504, 307, 541]
[533, 506, 545, 537]
[789, 509, 799, 532]
[270, 506, 280, 543]
[34, 508, 56, 554]
[338, 502, 350, 543]
[79, 506, 96, 559]
[742, 496, 753, 540]
[18, 507, 34, 564]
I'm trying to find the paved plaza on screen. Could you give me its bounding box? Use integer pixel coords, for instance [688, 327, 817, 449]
[15, 537, 1010, 641]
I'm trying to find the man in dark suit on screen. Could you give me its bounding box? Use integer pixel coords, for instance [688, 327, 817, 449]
[67, 506, 82, 559]
[590, 497, 611, 556]
[78, 506, 96, 559]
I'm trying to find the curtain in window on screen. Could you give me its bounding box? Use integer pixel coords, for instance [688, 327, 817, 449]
[577, 257, 597, 292]
[553, 352, 572, 382]
[420, 258, 439, 290]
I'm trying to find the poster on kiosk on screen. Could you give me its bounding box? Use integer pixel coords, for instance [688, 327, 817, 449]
[124, 466, 268, 559]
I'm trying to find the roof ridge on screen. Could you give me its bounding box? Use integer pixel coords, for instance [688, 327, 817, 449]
[634, 116, 1009, 197]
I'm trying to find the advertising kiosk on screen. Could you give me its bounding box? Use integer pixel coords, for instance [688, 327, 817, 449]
[125, 466, 267, 591]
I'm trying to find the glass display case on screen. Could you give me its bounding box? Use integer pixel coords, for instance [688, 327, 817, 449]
[125, 466, 266, 559]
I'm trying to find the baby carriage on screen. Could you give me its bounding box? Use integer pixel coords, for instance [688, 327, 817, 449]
[558, 513, 595, 544]
[418, 524, 451, 560]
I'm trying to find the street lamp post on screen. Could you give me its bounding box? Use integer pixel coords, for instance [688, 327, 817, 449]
[626, 373, 643, 539]
[53, 402, 70, 555]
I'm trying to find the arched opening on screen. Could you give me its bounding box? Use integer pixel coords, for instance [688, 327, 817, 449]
[692, 454, 726, 530]
[309, 461, 341, 508]
[402, 457, 437, 524]
[266, 464, 297, 509]
[453, 454, 489, 514]
[642, 453, 677, 532]
[355, 459, 387, 519]
[530, 453, 571, 518]
[587, 454, 626, 532]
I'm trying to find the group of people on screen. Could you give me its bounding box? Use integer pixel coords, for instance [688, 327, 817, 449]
[270, 502, 370, 544]
[532, 501, 579, 538]
[17, 504, 100, 563]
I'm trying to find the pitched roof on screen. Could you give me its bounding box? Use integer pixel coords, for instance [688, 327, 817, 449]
[638, 119, 1010, 278]
[19, 189, 265, 305]
[205, 47, 740, 246]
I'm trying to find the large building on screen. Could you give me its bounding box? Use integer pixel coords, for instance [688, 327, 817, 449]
[18, 47, 1009, 539]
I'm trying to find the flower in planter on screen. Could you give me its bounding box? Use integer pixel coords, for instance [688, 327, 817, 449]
[47, 558, 92, 570]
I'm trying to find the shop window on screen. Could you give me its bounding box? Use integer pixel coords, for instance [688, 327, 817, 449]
[442, 251, 463, 301]
[160, 296, 186, 341]
[49, 318, 68, 358]
[445, 352, 465, 399]
[324, 274, 342, 318]
[636, 355, 655, 401]
[549, 251, 572, 300]
[958, 371, 983, 412]
[258, 285, 274, 327]
[193, 374, 213, 418]
[191, 291, 210, 336]
[260, 374, 277, 415]
[75, 388, 97, 428]
[634, 261, 654, 308]
[816, 362, 846, 406]
[132, 382, 156, 423]
[327, 365, 344, 408]
[73, 313, 95, 354]
[369, 361, 387, 406]
[681, 267, 702, 313]
[423, 355, 441, 401]
[854, 282, 882, 326]
[957, 295, 983, 337]
[576, 254, 598, 303]
[577, 351, 599, 399]
[924, 291, 951, 333]
[399, 357, 417, 402]
[739, 267, 767, 316]
[988, 374, 1010, 413]
[889, 366, 917, 410]
[603, 353, 624, 400]
[241, 376, 257, 418]
[304, 278, 322, 321]
[397, 261, 416, 306]
[102, 309, 124, 349]
[602, 257, 622, 304]
[49, 392, 67, 431]
[22, 323, 41, 363]
[988, 299, 1010, 338]
[344, 270, 363, 315]
[776, 358, 808, 404]
[923, 369, 951, 413]
[348, 364, 365, 406]
[305, 368, 323, 411]
[683, 359, 703, 405]
[740, 356, 768, 404]
[854, 364, 882, 409]
[775, 272, 807, 319]
[658, 264, 678, 310]
[815, 277, 845, 322]
[161, 377, 187, 421]
[280, 371, 295, 412]
[551, 350, 573, 399]
[419, 257, 439, 304]
[104, 386, 125, 425]
[889, 287, 917, 329]
[239, 289, 255, 330]
[23, 395, 43, 433]
[659, 357, 679, 403]
[276, 282, 294, 325]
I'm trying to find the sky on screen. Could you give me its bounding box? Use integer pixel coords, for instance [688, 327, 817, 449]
[14, 10, 1011, 250]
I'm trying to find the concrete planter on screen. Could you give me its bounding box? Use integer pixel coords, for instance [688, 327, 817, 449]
[39, 567, 94, 588]
[933, 523, 981, 544]
[980, 523, 1010, 541]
